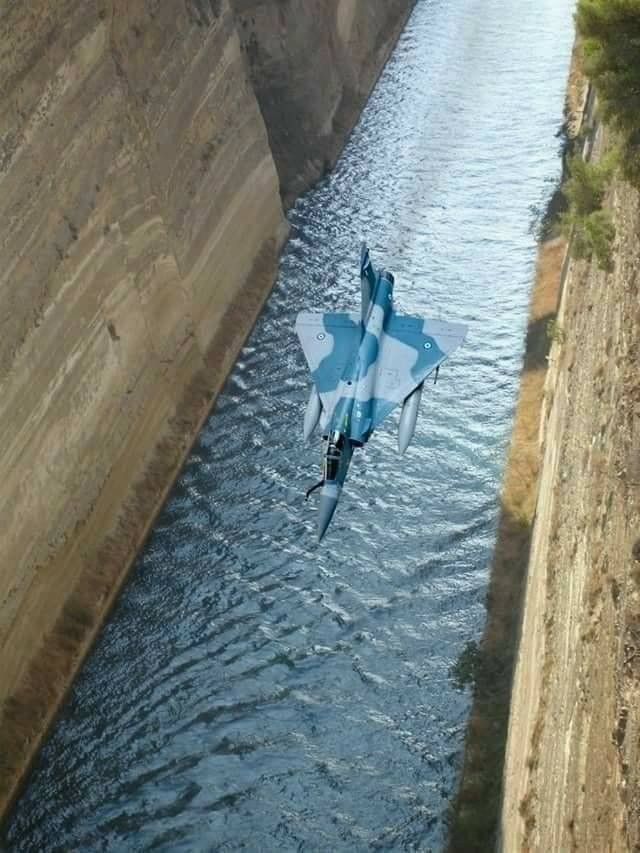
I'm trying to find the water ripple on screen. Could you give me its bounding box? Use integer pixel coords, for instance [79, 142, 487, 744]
[5, 0, 575, 850]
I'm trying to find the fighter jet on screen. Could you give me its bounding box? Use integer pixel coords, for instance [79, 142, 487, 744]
[296, 244, 467, 540]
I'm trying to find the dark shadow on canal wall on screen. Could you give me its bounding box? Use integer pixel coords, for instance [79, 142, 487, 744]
[446, 502, 534, 852]
[446, 231, 568, 851]
[523, 312, 555, 371]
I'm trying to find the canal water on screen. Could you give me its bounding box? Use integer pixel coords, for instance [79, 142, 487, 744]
[5, 1, 575, 849]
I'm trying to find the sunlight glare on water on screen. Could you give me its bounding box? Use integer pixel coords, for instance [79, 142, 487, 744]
[5, 0, 575, 849]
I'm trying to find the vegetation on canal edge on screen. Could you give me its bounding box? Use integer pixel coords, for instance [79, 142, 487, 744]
[558, 0, 640, 269]
[560, 154, 616, 270]
[448, 5, 640, 842]
[576, 0, 640, 186]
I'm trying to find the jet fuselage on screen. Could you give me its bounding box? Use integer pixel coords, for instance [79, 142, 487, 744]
[327, 269, 394, 443]
[315, 270, 395, 539]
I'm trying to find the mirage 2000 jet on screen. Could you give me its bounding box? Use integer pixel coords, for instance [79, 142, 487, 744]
[295, 244, 467, 540]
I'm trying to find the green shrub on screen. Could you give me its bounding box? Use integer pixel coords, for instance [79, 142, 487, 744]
[566, 209, 616, 270]
[560, 162, 616, 271]
[577, 0, 640, 185]
[564, 155, 612, 216]
[577, 1, 640, 134]
[546, 319, 565, 346]
[619, 129, 640, 186]
[584, 209, 616, 270]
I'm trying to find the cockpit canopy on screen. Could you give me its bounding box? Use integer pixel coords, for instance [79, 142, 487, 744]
[323, 432, 345, 481]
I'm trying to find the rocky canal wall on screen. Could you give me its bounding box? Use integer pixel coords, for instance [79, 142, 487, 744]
[499, 95, 640, 851]
[0, 0, 414, 817]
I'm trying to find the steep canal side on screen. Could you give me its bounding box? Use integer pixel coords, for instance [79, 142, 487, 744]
[447, 55, 589, 852]
[0, 0, 414, 820]
[501, 125, 640, 853]
[4, 1, 577, 850]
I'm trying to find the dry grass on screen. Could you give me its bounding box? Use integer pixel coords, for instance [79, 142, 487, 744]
[447, 238, 566, 852]
[0, 240, 280, 822]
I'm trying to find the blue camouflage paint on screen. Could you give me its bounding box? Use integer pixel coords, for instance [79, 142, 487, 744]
[348, 398, 373, 441]
[384, 317, 446, 382]
[295, 243, 467, 539]
[360, 245, 377, 291]
[373, 274, 393, 311]
[369, 397, 407, 434]
[311, 314, 360, 393]
[359, 331, 379, 372]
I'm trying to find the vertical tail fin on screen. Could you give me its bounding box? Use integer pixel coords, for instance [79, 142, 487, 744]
[360, 243, 376, 324]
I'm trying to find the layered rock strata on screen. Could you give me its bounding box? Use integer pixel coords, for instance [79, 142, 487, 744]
[0, 0, 287, 705]
[0, 0, 413, 818]
[501, 139, 640, 851]
[231, 0, 415, 204]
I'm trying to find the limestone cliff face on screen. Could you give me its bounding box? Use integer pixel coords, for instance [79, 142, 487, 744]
[501, 148, 640, 851]
[0, 0, 286, 702]
[231, 0, 414, 204]
[0, 0, 413, 815]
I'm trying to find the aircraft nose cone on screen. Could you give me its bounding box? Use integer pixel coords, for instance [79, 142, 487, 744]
[398, 434, 410, 455]
[317, 483, 339, 541]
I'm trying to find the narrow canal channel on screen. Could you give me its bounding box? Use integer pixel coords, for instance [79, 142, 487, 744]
[5, 0, 576, 849]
